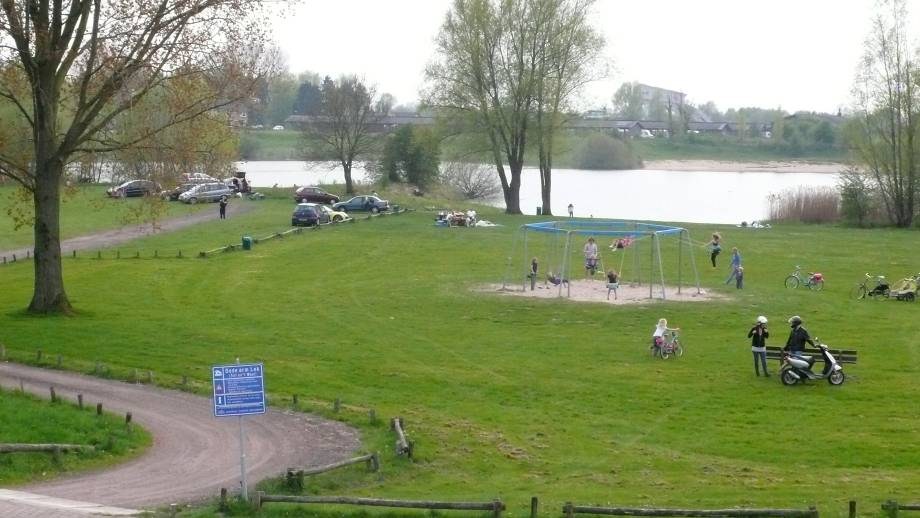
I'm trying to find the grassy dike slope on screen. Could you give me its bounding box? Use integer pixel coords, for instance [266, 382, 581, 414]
[0, 389, 150, 485]
[0, 196, 919, 515]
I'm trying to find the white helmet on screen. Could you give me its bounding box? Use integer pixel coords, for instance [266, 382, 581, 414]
[757, 316, 768, 324]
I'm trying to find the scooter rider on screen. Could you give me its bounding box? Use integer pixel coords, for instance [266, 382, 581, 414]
[783, 315, 814, 358]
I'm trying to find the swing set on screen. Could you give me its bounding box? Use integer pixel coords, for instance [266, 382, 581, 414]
[503, 220, 701, 300]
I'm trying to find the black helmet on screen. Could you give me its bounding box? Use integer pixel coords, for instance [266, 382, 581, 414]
[788, 315, 802, 326]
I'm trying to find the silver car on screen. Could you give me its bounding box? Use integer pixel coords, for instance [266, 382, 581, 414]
[178, 182, 232, 204]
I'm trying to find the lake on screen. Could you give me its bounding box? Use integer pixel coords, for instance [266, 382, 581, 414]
[237, 161, 839, 224]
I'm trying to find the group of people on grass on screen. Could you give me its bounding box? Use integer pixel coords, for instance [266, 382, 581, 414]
[650, 314, 815, 377]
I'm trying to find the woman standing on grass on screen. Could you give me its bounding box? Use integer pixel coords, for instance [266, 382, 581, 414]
[218, 196, 228, 220]
[748, 316, 769, 376]
[725, 247, 742, 284]
[709, 233, 722, 267]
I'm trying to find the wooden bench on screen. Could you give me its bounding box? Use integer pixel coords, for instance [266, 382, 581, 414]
[765, 346, 858, 364]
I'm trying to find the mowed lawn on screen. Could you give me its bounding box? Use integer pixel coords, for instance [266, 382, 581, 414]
[0, 185, 205, 250]
[1, 196, 920, 515]
[0, 389, 150, 485]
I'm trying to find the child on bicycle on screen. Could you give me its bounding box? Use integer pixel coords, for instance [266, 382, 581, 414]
[652, 318, 679, 354]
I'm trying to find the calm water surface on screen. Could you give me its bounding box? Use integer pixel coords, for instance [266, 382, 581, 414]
[238, 161, 838, 224]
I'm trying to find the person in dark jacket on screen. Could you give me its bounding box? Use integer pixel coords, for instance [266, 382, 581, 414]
[783, 315, 814, 357]
[748, 315, 770, 376]
[218, 196, 228, 219]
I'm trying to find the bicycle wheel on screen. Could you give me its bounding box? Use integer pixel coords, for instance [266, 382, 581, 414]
[850, 285, 867, 300]
[810, 279, 825, 291]
[673, 344, 683, 357]
[784, 275, 799, 289]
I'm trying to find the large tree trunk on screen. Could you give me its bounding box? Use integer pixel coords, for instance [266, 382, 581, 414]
[505, 160, 523, 215]
[342, 161, 354, 194]
[540, 167, 552, 216]
[29, 161, 72, 314]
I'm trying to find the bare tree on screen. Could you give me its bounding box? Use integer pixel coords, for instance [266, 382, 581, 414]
[0, 1, 280, 313]
[426, 0, 545, 214]
[441, 161, 501, 199]
[306, 75, 381, 194]
[850, 0, 919, 227]
[532, 0, 605, 215]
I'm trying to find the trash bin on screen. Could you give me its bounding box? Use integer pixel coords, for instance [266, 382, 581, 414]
[241, 236, 253, 250]
[536, 206, 542, 215]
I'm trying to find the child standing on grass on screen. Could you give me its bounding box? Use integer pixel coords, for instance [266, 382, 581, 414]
[527, 257, 538, 290]
[735, 266, 744, 289]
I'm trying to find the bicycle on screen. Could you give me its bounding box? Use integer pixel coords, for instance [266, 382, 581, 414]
[850, 273, 889, 300]
[784, 266, 824, 291]
[658, 330, 684, 359]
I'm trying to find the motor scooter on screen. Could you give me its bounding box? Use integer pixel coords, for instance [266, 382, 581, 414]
[780, 339, 845, 386]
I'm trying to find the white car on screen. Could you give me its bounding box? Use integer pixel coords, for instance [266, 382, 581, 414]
[272, 125, 284, 131]
[320, 205, 350, 223]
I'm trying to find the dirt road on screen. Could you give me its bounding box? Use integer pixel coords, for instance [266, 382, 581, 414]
[0, 201, 252, 261]
[0, 363, 360, 514]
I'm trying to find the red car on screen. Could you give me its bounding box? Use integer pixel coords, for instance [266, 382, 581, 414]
[294, 186, 339, 204]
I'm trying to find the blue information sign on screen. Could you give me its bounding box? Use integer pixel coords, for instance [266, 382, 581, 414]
[212, 363, 266, 417]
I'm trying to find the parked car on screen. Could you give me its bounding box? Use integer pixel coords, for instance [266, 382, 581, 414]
[320, 205, 350, 223]
[106, 180, 159, 198]
[178, 182, 232, 204]
[161, 183, 198, 201]
[272, 125, 284, 131]
[294, 186, 340, 204]
[291, 203, 331, 226]
[333, 195, 390, 213]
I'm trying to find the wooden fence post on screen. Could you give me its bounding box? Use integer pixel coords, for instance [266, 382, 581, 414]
[36, 349, 42, 362]
[367, 452, 380, 472]
[809, 505, 818, 518]
[96, 402, 103, 416]
[530, 496, 539, 518]
[56, 354, 62, 368]
[49, 386, 56, 403]
[51, 446, 62, 466]
[182, 375, 188, 389]
[116, 250, 120, 259]
[146, 370, 153, 383]
[492, 499, 503, 518]
[564, 502, 574, 518]
[254, 491, 264, 510]
[292, 394, 299, 408]
[884, 500, 899, 518]
[849, 500, 856, 518]
[0, 344, 5, 359]
[77, 394, 83, 409]
[72, 250, 76, 259]
[219, 488, 228, 511]
[125, 412, 132, 425]
[97, 251, 102, 259]
[333, 398, 341, 412]
[369, 408, 377, 424]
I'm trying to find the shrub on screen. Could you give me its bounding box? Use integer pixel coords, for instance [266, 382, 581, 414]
[575, 134, 642, 170]
[838, 168, 878, 227]
[440, 161, 502, 200]
[767, 186, 840, 223]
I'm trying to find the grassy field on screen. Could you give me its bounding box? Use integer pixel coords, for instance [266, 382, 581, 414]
[0, 185, 205, 250]
[0, 388, 150, 485]
[1, 187, 919, 516]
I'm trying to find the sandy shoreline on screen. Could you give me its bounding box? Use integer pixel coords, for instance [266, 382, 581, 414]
[644, 159, 846, 174]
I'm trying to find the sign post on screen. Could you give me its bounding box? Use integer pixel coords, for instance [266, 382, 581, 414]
[212, 362, 265, 501]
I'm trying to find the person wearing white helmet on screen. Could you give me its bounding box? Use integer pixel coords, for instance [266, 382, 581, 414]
[783, 315, 814, 358]
[748, 316, 770, 376]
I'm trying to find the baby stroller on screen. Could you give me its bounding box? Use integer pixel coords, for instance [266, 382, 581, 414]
[890, 275, 919, 302]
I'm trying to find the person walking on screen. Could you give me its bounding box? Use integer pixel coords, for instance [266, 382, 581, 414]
[708, 232, 722, 268]
[218, 196, 228, 220]
[748, 316, 770, 376]
[725, 247, 741, 284]
[567, 203, 574, 218]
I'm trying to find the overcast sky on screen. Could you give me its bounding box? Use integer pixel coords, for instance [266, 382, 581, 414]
[273, 1, 914, 115]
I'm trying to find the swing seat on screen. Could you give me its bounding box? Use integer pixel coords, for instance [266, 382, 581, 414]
[606, 282, 619, 300]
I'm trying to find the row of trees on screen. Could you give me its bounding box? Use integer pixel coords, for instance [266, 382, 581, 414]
[424, 0, 606, 215]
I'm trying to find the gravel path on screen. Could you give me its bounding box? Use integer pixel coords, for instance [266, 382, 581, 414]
[0, 201, 253, 261]
[0, 363, 360, 515]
